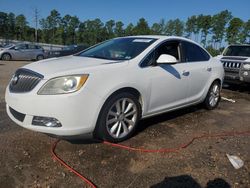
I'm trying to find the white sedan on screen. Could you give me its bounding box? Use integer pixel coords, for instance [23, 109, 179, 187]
[5, 36, 224, 142]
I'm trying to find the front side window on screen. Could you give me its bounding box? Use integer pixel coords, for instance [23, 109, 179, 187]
[141, 41, 181, 67]
[13, 44, 27, 50]
[78, 38, 156, 61]
[182, 41, 210, 62]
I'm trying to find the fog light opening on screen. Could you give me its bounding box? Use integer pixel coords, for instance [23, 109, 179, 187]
[32, 116, 62, 127]
[243, 71, 249, 76]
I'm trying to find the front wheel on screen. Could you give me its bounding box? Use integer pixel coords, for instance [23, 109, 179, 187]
[1, 53, 11, 61]
[204, 81, 221, 110]
[94, 92, 141, 143]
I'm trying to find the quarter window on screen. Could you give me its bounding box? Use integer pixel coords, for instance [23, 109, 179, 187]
[182, 41, 210, 62]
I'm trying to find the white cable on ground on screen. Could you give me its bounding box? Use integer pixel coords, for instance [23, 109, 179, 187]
[221, 97, 236, 103]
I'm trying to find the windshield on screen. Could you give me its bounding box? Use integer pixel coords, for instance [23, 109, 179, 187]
[78, 37, 157, 60]
[224, 46, 250, 57]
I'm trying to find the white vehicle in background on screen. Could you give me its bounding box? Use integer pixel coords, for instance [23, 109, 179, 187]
[0, 43, 46, 61]
[216, 44, 250, 84]
[5, 36, 224, 142]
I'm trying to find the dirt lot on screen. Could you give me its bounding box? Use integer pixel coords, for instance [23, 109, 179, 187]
[0, 60, 249, 188]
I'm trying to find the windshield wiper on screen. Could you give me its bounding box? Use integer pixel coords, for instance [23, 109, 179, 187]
[84, 55, 111, 60]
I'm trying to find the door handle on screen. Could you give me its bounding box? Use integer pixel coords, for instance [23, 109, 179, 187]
[207, 67, 212, 72]
[182, 70, 190, 76]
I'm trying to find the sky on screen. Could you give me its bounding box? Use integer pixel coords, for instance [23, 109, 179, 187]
[0, 0, 250, 27]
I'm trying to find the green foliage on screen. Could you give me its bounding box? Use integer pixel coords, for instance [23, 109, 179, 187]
[206, 46, 222, 57]
[226, 18, 244, 44]
[240, 19, 250, 43]
[165, 19, 184, 36]
[114, 21, 124, 37]
[211, 10, 232, 48]
[197, 14, 212, 47]
[0, 9, 249, 54]
[15, 14, 28, 40]
[133, 18, 151, 35]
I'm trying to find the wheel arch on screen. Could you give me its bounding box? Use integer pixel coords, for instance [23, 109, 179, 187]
[212, 78, 222, 88]
[36, 54, 44, 60]
[1, 52, 12, 60]
[102, 87, 144, 112]
[93, 86, 144, 140]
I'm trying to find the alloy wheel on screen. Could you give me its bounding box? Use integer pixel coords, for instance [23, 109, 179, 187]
[2, 54, 11, 61]
[106, 98, 138, 139]
[209, 84, 220, 107]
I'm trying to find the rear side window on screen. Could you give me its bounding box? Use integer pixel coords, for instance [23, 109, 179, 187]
[28, 44, 37, 49]
[182, 41, 210, 62]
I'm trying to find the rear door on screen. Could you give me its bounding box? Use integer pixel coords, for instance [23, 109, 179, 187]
[181, 41, 212, 103]
[25, 44, 38, 60]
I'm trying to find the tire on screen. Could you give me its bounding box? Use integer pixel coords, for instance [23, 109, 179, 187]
[204, 81, 221, 110]
[94, 92, 141, 143]
[36, 55, 44, 61]
[1, 53, 11, 61]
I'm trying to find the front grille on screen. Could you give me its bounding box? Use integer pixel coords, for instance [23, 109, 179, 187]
[221, 61, 242, 69]
[9, 107, 26, 122]
[9, 68, 44, 93]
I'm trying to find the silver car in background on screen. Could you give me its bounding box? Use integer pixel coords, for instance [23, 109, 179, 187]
[0, 44, 46, 61]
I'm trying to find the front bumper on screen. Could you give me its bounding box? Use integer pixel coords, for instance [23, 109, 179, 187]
[5, 84, 103, 136]
[224, 70, 250, 84]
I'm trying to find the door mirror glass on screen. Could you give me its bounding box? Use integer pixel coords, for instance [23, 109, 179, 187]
[156, 54, 178, 64]
[14, 46, 19, 50]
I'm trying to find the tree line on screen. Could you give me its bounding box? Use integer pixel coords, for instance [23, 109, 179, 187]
[0, 9, 250, 54]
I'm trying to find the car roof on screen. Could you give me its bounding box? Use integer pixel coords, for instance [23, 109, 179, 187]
[120, 35, 200, 44]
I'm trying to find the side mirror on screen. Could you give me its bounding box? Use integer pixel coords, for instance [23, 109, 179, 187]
[14, 46, 19, 50]
[156, 54, 178, 64]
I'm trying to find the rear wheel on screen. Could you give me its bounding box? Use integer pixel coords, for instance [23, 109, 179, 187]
[1, 53, 11, 61]
[95, 92, 141, 142]
[204, 81, 221, 110]
[36, 55, 44, 61]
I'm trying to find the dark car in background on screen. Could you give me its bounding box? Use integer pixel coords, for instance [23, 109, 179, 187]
[0, 43, 46, 61]
[48, 44, 88, 58]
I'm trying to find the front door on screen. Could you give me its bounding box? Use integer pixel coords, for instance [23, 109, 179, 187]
[144, 41, 189, 114]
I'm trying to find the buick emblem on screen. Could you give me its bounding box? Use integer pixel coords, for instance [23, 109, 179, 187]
[11, 75, 19, 85]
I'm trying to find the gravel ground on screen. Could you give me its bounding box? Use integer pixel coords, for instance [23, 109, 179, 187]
[0, 60, 249, 188]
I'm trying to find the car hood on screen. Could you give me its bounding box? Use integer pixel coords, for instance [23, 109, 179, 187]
[0, 48, 8, 51]
[23, 56, 127, 79]
[216, 55, 250, 62]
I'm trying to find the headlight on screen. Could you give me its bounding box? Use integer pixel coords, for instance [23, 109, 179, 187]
[243, 63, 250, 70]
[38, 74, 88, 95]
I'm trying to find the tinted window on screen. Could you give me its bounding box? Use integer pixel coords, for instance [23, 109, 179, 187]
[182, 41, 210, 62]
[224, 46, 250, 57]
[16, 44, 28, 50]
[28, 44, 37, 49]
[141, 41, 181, 67]
[78, 38, 156, 60]
[141, 51, 155, 67]
[155, 41, 180, 61]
